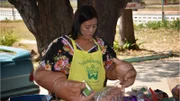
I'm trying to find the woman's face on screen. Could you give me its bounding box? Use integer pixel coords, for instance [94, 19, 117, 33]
[80, 18, 97, 39]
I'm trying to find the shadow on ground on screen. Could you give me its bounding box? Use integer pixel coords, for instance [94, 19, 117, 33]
[132, 57, 179, 83]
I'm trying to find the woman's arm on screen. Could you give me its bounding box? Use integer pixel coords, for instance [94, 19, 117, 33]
[34, 66, 95, 101]
[33, 36, 69, 93]
[34, 66, 67, 93]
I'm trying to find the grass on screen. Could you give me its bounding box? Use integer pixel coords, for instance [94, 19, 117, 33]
[0, 1, 14, 8]
[0, 21, 35, 40]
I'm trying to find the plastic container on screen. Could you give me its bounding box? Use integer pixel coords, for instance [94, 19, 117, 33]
[8, 94, 52, 101]
[0, 46, 39, 99]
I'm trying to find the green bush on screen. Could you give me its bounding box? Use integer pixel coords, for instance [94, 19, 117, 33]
[145, 21, 161, 30]
[122, 39, 143, 50]
[113, 40, 121, 51]
[170, 19, 180, 30]
[0, 29, 19, 46]
[113, 39, 143, 51]
[161, 20, 170, 28]
[134, 23, 144, 30]
[134, 19, 179, 30]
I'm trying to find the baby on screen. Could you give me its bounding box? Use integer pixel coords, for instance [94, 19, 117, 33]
[172, 85, 180, 101]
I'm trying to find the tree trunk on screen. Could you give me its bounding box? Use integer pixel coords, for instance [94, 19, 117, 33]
[78, 0, 127, 46]
[9, 0, 127, 56]
[119, 9, 136, 48]
[8, 0, 73, 57]
[94, 0, 127, 47]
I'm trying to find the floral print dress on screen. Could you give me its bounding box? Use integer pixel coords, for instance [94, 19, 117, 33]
[40, 35, 117, 76]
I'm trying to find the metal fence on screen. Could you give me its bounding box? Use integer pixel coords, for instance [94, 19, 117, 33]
[132, 13, 180, 24]
[0, 8, 22, 20]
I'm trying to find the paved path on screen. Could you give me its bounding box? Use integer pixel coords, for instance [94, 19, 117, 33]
[38, 57, 180, 97]
[108, 57, 180, 97]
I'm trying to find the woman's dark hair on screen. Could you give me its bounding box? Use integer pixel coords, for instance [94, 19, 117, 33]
[70, 5, 98, 40]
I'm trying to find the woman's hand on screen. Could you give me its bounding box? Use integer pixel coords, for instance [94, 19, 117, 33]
[112, 58, 136, 87]
[34, 66, 95, 101]
[54, 79, 95, 101]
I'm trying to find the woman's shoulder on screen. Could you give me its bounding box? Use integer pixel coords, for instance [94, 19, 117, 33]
[48, 35, 71, 45]
[61, 35, 71, 41]
[45, 35, 72, 52]
[55, 35, 71, 43]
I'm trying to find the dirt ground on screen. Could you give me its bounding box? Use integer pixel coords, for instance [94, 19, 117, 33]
[17, 28, 180, 59]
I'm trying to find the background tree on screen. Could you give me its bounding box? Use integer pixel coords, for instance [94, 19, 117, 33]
[119, 0, 138, 50]
[119, 9, 137, 49]
[8, 0, 128, 57]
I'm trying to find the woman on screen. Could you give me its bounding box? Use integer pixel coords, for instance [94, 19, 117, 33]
[34, 5, 136, 101]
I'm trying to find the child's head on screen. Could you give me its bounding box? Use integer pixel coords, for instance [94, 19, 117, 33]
[112, 58, 134, 80]
[172, 85, 180, 100]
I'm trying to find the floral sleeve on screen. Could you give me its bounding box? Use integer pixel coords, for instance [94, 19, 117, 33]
[40, 36, 73, 75]
[96, 37, 117, 70]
